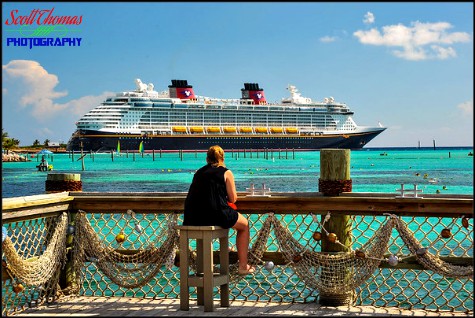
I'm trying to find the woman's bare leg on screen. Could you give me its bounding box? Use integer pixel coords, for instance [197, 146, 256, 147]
[232, 213, 253, 271]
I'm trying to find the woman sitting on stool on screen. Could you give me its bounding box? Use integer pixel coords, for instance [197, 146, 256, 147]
[183, 145, 255, 275]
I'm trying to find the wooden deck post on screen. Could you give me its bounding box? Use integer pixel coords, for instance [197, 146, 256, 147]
[318, 149, 354, 306]
[45, 173, 83, 294]
[45, 173, 82, 193]
[60, 211, 79, 294]
[319, 149, 351, 196]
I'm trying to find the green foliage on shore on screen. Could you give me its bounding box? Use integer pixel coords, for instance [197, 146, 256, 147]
[2, 129, 20, 151]
[2, 129, 66, 151]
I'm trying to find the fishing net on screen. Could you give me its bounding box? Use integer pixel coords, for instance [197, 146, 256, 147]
[69, 210, 472, 294]
[2, 212, 68, 286]
[243, 213, 473, 296]
[5, 209, 467, 297]
[394, 215, 473, 278]
[71, 210, 179, 289]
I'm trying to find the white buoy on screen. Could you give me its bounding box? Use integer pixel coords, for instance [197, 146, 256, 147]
[387, 254, 399, 266]
[264, 261, 275, 271]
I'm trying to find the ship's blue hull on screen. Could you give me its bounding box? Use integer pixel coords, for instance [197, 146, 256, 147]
[66, 129, 385, 152]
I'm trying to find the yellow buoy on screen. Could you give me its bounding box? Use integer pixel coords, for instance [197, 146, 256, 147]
[115, 232, 126, 243]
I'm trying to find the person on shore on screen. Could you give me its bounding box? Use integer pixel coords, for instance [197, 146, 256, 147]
[183, 145, 255, 275]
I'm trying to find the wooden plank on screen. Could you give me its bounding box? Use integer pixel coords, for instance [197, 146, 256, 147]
[69, 194, 473, 216]
[235, 197, 474, 216]
[175, 250, 474, 270]
[2, 192, 473, 221]
[2, 192, 73, 210]
[2, 204, 70, 222]
[11, 297, 472, 316]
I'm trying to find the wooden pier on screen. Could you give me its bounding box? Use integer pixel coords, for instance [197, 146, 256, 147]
[11, 296, 471, 317]
[3, 191, 472, 317]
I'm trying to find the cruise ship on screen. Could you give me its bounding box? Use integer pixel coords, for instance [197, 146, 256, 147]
[66, 79, 386, 152]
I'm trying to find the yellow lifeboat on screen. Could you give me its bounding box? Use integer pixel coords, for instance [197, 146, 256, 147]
[239, 127, 253, 133]
[172, 126, 187, 133]
[190, 126, 204, 133]
[285, 127, 298, 134]
[255, 127, 268, 133]
[270, 127, 283, 133]
[206, 127, 221, 133]
[223, 126, 237, 133]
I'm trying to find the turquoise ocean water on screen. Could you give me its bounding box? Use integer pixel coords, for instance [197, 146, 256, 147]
[2, 147, 473, 198]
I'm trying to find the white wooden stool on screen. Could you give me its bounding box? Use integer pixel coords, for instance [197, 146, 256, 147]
[177, 225, 230, 312]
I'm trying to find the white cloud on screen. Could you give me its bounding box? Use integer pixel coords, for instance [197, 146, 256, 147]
[320, 36, 337, 43]
[3, 60, 68, 118]
[363, 12, 375, 25]
[64, 93, 113, 117]
[2, 60, 112, 121]
[430, 45, 457, 59]
[457, 100, 473, 116]
[353, 21, 471, 60]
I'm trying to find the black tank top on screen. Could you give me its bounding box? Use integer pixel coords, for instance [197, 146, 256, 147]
[183, 164, 238, 228]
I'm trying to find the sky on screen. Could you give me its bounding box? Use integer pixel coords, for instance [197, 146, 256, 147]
[2, 2, 473, 148]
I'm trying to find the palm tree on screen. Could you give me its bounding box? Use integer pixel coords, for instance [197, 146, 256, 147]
[43, 139, 50, 147]
[3, 139, 15, 153]
[33, 139, 41, 147]
[2, 129, 9, 145]
[11, 138, 20, 148]
[2, 129, 19, 153]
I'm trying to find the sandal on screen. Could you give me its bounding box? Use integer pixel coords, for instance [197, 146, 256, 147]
[238, 265, 256, 276]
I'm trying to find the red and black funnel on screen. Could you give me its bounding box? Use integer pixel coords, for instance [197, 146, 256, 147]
[168, 80, 196, 100]
[241, 83, 267, 105]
